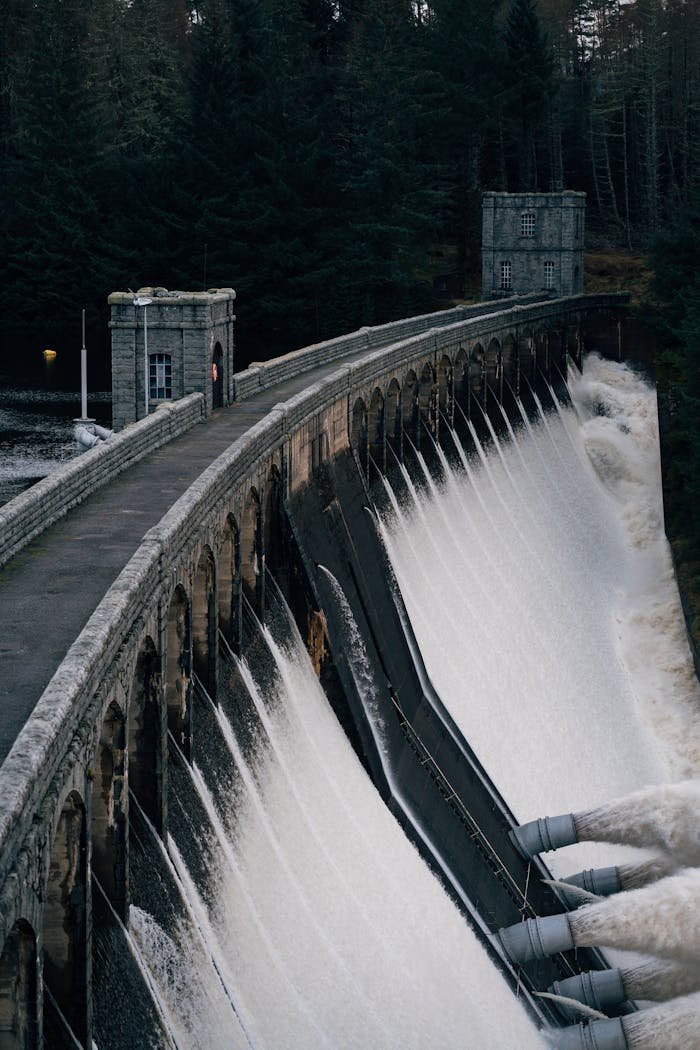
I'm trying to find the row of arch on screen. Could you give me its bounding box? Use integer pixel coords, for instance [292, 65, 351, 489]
[0, 471, 285, 1048]
[0, 305, 607, 1046]
[351, 324, 581, 476]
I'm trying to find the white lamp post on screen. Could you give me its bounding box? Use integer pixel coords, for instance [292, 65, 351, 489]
[133, 295, 153, 418]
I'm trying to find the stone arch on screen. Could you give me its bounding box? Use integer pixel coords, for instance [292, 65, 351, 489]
[166, 585, 192, 756]
[193, 547, 217, 699]
[401, 370, 419, 448]
[240, 488, 262, 614]
[468, 343, 485, 414]
[535, 327, 549, 380]
[418, 362, 434, 440]
[263, 466, 283, 575]
[368, 387, 385, 477]
[485, 337, 502, 407]
[91, 702, 127, 924]
[212, 341, 224, 409]
[385, 379, 402, 463]
[437, 355, 453, 431]
[218, 515, 241, 654]
[521, 328, 537, 387]
[567, 321, 582, 368]
[501, 334, 517, 394]
[549, 327, 567, 379]
[453, 348, 469, 419]
[128, 636, 162, 831]
[0, 920, 37, 1049]
[43, 792, 88, 1047]
[351, 397, 368, 476]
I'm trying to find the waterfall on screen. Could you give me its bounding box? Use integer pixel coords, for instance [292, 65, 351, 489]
[113, 606, 547, 1048]
[94, 352, 700, 1047]
[379, 354, 700, 877]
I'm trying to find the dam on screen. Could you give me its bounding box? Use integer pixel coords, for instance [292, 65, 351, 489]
[0, 291, 696, 1049]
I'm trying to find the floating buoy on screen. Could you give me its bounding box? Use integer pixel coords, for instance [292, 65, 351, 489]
[42, 348, 57, 361]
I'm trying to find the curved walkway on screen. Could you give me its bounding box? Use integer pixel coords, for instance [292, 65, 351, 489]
[0, 351, 368, 764]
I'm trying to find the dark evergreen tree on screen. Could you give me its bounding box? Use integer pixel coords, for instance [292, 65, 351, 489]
[325, 0, 440, 333]
[503, 0, 555, 190]
[423, 0, 505, 276]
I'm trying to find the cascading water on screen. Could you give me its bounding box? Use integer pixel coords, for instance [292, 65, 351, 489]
[379, 354, 700, 878]
[109, 605, 549, 1048]
[93, 351, 700, 1047]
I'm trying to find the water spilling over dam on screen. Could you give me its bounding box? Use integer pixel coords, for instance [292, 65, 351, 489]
[85, 353, 699, 1047]
[3, 292, 698, 1048]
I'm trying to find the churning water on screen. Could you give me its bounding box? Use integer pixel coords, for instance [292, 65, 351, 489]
[120, 622, 547, 1050]
[380, 354, 700, 877]
[107, 353, 700, 1047]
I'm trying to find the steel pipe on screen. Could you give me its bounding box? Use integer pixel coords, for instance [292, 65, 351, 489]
[509, 813, 577, 858]
[497, 913, 574, 964]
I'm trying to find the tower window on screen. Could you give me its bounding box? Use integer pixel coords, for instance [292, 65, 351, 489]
[149, 353, 172, 399]
[500, 260, 512, 290]
[544, 261, 555, 289]
[521, 212, 536, 237]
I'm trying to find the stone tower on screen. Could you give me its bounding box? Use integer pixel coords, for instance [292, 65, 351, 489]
[109, 287, 236, 430]
[481, 191, 585, 300]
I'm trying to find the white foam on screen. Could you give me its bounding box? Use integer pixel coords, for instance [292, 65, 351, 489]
[568, 868, 700, 963]
[382, 355, 700, 875]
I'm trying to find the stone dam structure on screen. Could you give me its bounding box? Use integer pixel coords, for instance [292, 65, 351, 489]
[0, 292, 636, 1048]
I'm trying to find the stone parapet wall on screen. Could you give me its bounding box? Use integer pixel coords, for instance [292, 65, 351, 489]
[0, 291, 631, 935]
[0, 394, 206, 569]
[233, 294, 546, 401]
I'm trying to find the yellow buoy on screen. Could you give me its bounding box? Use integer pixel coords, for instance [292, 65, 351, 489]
[42, 348, 57, 361]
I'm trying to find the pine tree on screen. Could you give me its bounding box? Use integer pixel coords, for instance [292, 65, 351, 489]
[503, 0, 555, 190]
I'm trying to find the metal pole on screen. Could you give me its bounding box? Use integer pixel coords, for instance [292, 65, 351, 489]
[80, 308, 87, 420]
[143, 305, 149, 418]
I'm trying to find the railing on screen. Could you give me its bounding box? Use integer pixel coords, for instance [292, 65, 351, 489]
[0, 394, 206, 568]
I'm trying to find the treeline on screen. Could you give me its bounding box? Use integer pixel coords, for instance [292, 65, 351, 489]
[1, 0, 699, 365]
[648, 190, 700, 654]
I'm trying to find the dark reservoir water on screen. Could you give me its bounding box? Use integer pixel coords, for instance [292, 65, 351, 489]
[0, 348, 111, 507]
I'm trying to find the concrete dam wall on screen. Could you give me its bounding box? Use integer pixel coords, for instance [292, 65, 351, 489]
[0, 294, 632, 1048]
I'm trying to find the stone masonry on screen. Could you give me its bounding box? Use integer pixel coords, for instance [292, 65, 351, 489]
[482, 191, 585, 300]
[109, 287, 236, 429]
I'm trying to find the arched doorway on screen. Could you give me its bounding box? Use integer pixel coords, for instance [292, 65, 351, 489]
[418, 362, 434, 442]
[91, 703, 127, 924]
[241, 489, 262, 616]
[368, 387, 385, 479]
[193, 549, 217, 700]
[351, 398, 368, 476]
[0, 920, 37, 1049]
[166, 586, 192, 755]
[43, 793, 89, 1047]
[437, 355, 453, 434]
[218, 516, 241, 655]
[127, 637, 162, 831]
[402, 370, 419, 449]
[212, 342, 224, 409]
[385, 379, 402, 463]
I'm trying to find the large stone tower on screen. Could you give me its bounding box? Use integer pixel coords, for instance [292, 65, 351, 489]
[109, 286, 236, 430]
[481, 191, 585, 301]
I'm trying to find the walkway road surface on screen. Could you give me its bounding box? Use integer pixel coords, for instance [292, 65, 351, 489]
[0, 352, 369, 765]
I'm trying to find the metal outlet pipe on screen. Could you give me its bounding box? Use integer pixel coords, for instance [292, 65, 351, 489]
[563, 867, 622, 896]
[509, 814, 578, 858]
[553, 1018, 628, 1050]
[549, 969, 627, 1020]
[497, 913, 574, 964]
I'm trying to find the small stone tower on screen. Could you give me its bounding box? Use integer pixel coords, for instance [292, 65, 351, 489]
[481, 191, 585, 300]
[109, 286, 236, 430]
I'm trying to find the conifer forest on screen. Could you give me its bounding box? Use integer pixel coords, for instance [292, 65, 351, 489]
[3, 1, 700, 588]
